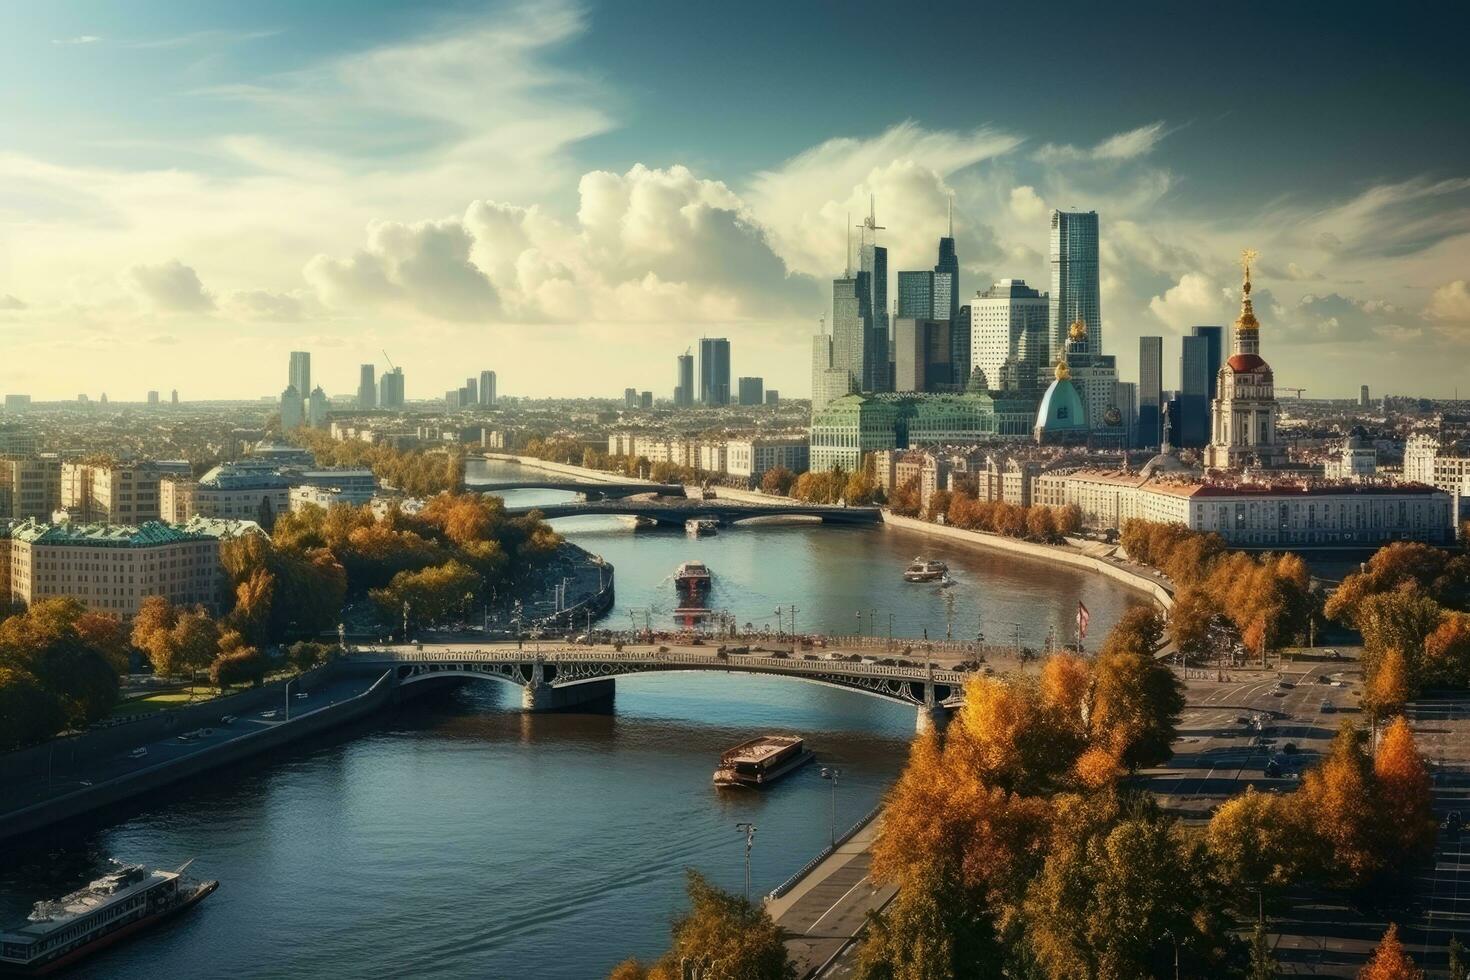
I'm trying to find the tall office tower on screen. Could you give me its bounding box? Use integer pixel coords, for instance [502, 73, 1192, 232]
[1138, 337, 1163, 449]
[479, 370, 497, 406]
[624, 388, 638, 408]
[170, 389, 178, 406]
[950, 304, 972, 389]
[464, 377, 478, 405]
[698, 337, 732, 406]
[855, 202, 889, 391]
[446, 389, 462, 412]
[1179, 335, 1212, 447]
[896, 271, 935, 319]
[971, 279, 1050, 393]
[894, 319, 952, 393]
[1113, 382, 1138, 448]
[147, 390, 160, 406]
[674, 352, 694, 408]
[1192, 326, 1225, 401]
[934, 201, 960, 323]
[765, 391, 780, 406]
[358, 365, 377, 409]
[811, 325, 842, 412]
[639, 391, 653, 409]
[308, 386, 329, 429]
[737, 377, 765, 406]
[289, 351, 311, 398]
[1049, 210, 1101, 360]
[280, 385, 303, 431]
[1359, 384, 1370, 408]
[378, 367, 405, 409]
[832, 272, 873, 393]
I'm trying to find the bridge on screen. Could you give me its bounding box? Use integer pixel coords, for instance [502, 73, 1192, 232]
[348, 644, 965, 731]
[468, 479, 686, 500]
[503, 496, 883, 527]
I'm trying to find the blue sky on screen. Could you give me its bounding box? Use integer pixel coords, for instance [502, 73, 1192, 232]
[2, 0, 1468, 400]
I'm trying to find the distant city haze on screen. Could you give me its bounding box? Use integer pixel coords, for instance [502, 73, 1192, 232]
[1, 2, 1467, 400]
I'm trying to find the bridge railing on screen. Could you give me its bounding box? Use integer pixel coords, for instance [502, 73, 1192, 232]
[351, 646, 970, 686]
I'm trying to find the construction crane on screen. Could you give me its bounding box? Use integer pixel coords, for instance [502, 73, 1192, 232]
[381, 349, 397, 372]
[1278, 386, 1306, 398]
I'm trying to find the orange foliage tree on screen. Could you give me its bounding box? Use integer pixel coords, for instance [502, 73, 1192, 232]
[1373, 717, 1436, 861]
[1358, 923, 1422, 980]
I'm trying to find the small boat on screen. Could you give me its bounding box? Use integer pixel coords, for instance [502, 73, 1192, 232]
[903, 558, 948, 583]
[685, 518, 719, 538]
[674, 560, 713, 596]
[0, 860, 218, 976]
[713, 735, 815, 788]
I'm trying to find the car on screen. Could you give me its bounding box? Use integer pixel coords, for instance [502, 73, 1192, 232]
[802, 654, 818, 661]
[1264, 760, 1282, 778]
[1271, 687, 1286, 697]
[1447, 811, 1464, 836]
[220, 714, 237, 725]
[1316, 675, 1332, 685]
[1276, 680, 1294, 689]
[1235, 715, 1253, 725]
[294, 691, 309, 700]
[129, 747, 148, 759]
[1281, 742, 1298, 755]
[176, 731, 198, 743]
[260, 709, 279, 719]
[1320, 700, 1335, 713]
[200, 728, 215, 736]
[768, 651, 789, 659]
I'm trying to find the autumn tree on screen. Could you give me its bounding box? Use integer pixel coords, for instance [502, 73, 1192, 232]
[1054, 503, 1083, 537]
[1374, 716, 1436, 862]
[1364, 647, 1411, 721]
[1297, 721, 1382, 887]
[0, 599, 121, 726]
[886, 477, 921, 517]
[1089, 648, 1185, 772]
[657, 871, 793, 980]
[1358, 923, 1422, 980]
[1025, 505, 1058, 543]
[1424, 613, 1470, 687]
[759, 466, 796, 496]
[0, 667, 66, 750]
[1100, 606, 1165, 657]
[1168, 586, 1218, 660]
[1206, 786, 1311, 900]
[74, 611, 132, 674]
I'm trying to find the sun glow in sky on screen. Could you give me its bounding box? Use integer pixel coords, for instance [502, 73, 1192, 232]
[2, 0, 1468, 401]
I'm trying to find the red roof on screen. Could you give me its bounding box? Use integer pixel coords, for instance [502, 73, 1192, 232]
[1226, 353, 1269, 373]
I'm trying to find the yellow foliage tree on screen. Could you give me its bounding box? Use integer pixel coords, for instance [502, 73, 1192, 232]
[1358, 923, 1422, 980]
[1374, 716, 1436, 861]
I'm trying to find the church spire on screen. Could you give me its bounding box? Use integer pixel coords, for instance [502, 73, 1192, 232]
[1235, 247, 1260, 333]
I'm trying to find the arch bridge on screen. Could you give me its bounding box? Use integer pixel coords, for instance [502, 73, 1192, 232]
[468, 479, 687, 500]
[504, 497, 883, 527]
[350, 645, 963, 731]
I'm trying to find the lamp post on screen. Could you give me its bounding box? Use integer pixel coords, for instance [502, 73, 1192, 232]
[820, 767, 841, 847]
[736, 822, 757, 903]
[1161, 927, 1179, 980]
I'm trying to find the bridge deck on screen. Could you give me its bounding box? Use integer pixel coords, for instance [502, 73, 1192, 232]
[501, 497, 883, 525]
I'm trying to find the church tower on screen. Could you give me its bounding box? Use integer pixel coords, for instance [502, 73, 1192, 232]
[1205, 249, 1287, 470]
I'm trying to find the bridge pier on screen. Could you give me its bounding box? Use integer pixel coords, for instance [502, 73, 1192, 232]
[915, 704, 952, 737]
[522, 679, 616, 712]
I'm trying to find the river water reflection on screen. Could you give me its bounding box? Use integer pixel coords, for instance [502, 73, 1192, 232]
[0, 460, 1148, 980]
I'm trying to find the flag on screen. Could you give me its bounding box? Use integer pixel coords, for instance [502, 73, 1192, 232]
[1076, 601, 1090, 640]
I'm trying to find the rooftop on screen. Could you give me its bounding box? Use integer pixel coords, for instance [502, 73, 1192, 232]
[0, 519, 215, 546]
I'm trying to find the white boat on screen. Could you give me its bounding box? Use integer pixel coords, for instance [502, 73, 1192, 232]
[685, 518, 719, 537]
[674, 560, 713, 595]
[903, 558, 948, 583]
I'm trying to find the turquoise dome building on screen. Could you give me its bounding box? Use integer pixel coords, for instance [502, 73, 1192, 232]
[1033, 355, 1089, 443]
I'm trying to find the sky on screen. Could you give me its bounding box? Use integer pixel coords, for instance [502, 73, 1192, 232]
[2, 0, 1469, 402]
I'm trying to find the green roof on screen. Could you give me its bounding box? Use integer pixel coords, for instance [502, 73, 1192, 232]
[0, 519, 212, 547]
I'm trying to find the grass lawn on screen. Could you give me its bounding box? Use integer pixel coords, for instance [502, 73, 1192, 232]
[109, 686, 223, 717]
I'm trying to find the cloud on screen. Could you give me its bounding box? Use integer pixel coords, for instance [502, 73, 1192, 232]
[0, 294, 25, 310]
[1426, 280, 1470, 322]
[1274, 291, 1408, 344]
[1148, 272, 1228, 332]
[1036, 122, 1169, 163]
[123, 260, 215, 312]
[1009, 185, 1047, 222]
[305, 218, 498, 321]
[52, 35, 102, 45]
[223, 289, 308, 321]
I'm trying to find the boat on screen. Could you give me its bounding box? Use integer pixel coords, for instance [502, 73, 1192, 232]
[713, 735, 814, 788]
[0, 861, 218, 976]
[903, 558, 948, 583]
[674, 560, 713, 596]
[685, 518, 719, 538]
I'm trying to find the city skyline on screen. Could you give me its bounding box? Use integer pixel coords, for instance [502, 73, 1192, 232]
[2, 1, 1468, 400]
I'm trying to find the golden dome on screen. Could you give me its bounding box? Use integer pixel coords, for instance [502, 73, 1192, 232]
[1054, 357, 1071, 381]
[1068, 317, 1088, 342]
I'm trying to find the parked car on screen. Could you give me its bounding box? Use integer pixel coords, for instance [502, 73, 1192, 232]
[220, 714, 237, 725]
[1320, 700, 1335, 713]
[128, 747, 148, 759]
[260, 709, 279, 719]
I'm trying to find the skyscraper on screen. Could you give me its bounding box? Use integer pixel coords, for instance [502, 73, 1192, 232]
[147, 390, 159, 406]
[1179, 335, 1211, 448]
[896, 271, 934, 319]
[479, 370, 497, 406]
[170, 389, 178, 406]
[950, 304, 972, 389]
[1192, 326, 1225, 401]
[307, 386, 329, 429]
[289, 351, 311, 399]
[624, 388, 638, 408]
[280, 385, 303, 431]
[1360, 384, 1370, 408]
[464, 377, 478, 406]
[698, 337, 731, 406]
[1138, 337, 1163, 449]
[856, 202, 889, 391]
[934, 201, 960, 323]
[378, 367, 404, 409]
[675, 353, 694, 408]
[832, 272, 873, 393]
[971, 279, 1050, 393]
[893, 319, 952, 393]
[1049, 210, 1101, 359]
[737, 377, 764, 406]
[358, 364, 377, 410]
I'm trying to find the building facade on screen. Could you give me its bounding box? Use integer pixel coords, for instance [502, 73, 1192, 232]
[1205, 253, 1287, 470]
[971, 279, 1049, 393]
[0, 455, 61, 520]
[699, 337, 732, 406]
[1049, 210, 1101, 361]
[725, 437, 809, 480]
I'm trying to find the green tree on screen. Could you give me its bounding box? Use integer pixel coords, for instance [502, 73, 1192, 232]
[0, 667, 66, 750]
[1247, 919, 1278, 980]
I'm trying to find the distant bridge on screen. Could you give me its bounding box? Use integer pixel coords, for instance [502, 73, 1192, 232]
[349, 644, 962, 731]
[503, 496, 883, 527]
[468, 479, 686, 500]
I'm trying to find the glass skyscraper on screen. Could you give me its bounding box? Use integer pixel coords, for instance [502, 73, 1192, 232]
[934, 232, 959, 323]
[1179, 335, 1211, 447]
[698, 337, 731, 406]
[896, 271, 934, 319]
[1191, 325, 1224, 400]
[1138, 336, 1163, 449]
[675, 353, 694, 407]
[832, 273, 872, 394]
[1049, 210, 1101, 360]
[857, 241, 888, 391]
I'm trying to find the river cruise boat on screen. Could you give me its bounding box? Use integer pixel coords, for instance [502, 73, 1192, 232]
[674, 560, 713, 596]
[713, 735, 814, 788]
[903, 558, 948, 583]
[0, 861, 217, 976]
[685, 518, 719, 538]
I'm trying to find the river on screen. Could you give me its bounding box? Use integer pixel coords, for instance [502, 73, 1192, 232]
[0, 459, 1147, 979]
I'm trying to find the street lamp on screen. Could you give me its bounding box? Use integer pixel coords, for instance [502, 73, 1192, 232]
[736, 822, 757, 903]
[820, 767, 841, 847]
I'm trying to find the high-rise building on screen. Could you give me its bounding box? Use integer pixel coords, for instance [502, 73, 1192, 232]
[464, 377, 478, 406]
[289, 351, 311, 398]
[1138, 337, 1163, 449]
[832, 272, 873, 394]
[479, 370, 497, 407]
[894, 319, 953, 393]
[737, 377, 765, 406]
[1179, 335, 1212, 448]
[1112, 382, 1138, 448]
[170, 389, 178, 406]
[147, 390, 159, 406]
[934, 204, 960, 323]
[896, 271, 935, 319]
[971, 279, 1050, 393]
[1360, 384, 1371, 408]
[856, 203, 889, 392]
[698, 337, 731, 406]
[0, 455, 62, 520]
[1192, 326, 1225, 401]
[308, 387, 329, 429]
[3, 395, 31, 413]
[639, 391, 653, 410]
[950, 304, 972, 390]
[624, 387, 638, 409]
[675, 353, 694, 408]
[378, 368, 405, 409]
[358, 365, 377, 410]
[765, 391, 780, 406]
[1206, 251, 1287, 470]
[1049, 210, 1101, 360]
[280, 385, 303, 431]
